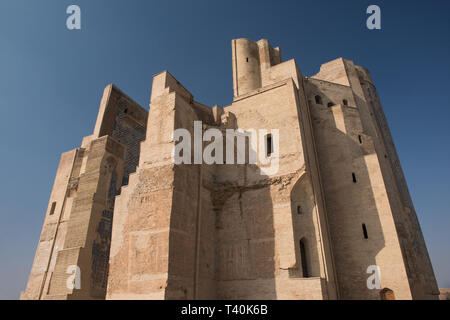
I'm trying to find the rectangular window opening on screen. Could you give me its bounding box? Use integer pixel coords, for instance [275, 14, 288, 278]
[362, 223, 369, 239]
[49, 202, 56, 215]
[266, 134, 273, 157]
[352, 173, 357, 183]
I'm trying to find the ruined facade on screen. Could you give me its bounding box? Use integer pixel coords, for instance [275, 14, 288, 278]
[21, 85, 147, 299]
[22, 38, 439, 300]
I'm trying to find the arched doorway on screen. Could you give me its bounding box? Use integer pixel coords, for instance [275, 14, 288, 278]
[299, 238, 310, 278]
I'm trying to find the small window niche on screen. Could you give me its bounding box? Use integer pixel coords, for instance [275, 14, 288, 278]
[246, 57, 249, 62]
[362, 223, 369, 239]
[297, 205, 302, 215]
[358, 135, 362, 144]
[49, 202, 56, 215]
[315, 95, 323, 105]
[327, 102, 334, 108]
[266, 134, 273, 157]
[352, 173, 357, 183]
[343, 99, 348, 106]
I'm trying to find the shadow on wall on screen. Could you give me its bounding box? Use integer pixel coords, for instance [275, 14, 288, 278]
[309, 85, 387, 299]
[211, 161, 277, 299]
[290, 174, 321, 279]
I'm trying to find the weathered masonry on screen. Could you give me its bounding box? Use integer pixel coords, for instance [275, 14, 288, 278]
[22, 39, 439, 300]
[21, 85, 147, 299]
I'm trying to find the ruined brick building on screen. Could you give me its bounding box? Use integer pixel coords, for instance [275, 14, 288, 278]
[21, 38, 439, 300]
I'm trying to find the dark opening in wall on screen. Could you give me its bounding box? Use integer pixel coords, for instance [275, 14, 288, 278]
[358, 135, 362, 144]
[297, 205, 302, 215]
[266, 134, 273, 157]
[362, 223, 369, 239]
[300, 238, 310, 278]
[246, 57, 248, 62]
[49, 202, 56, 215]
[343, 99, 348, 106]
[327, 102, 334, 108]
[380, 288, 395, 300]
[315, 95, 322, 105]
[352, 173, 357, 183]
[124, 108, 128, 114]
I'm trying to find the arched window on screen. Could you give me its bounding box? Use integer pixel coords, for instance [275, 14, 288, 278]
[315, 95, 322, 105]
[343, 99, 348, 106]
[299, 238, 310, 278]
[327, 102, 334, 108]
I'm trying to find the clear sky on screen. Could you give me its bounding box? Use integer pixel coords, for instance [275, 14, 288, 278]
[0, 0, 449, 299]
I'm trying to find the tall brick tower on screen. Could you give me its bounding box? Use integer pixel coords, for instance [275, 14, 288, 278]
[21, 85, 147, 299]
[23, 39, 439, 300]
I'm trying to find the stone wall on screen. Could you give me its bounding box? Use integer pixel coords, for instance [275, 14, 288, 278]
[24, 38, 438, 300]
[22, 85, 147, 300]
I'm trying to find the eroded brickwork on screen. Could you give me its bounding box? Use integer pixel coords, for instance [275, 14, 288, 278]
[23, 39, 438, 300]
[22, 85, 147, 300]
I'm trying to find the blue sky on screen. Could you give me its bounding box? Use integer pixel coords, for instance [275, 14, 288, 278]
[0, 0, 449, 299]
